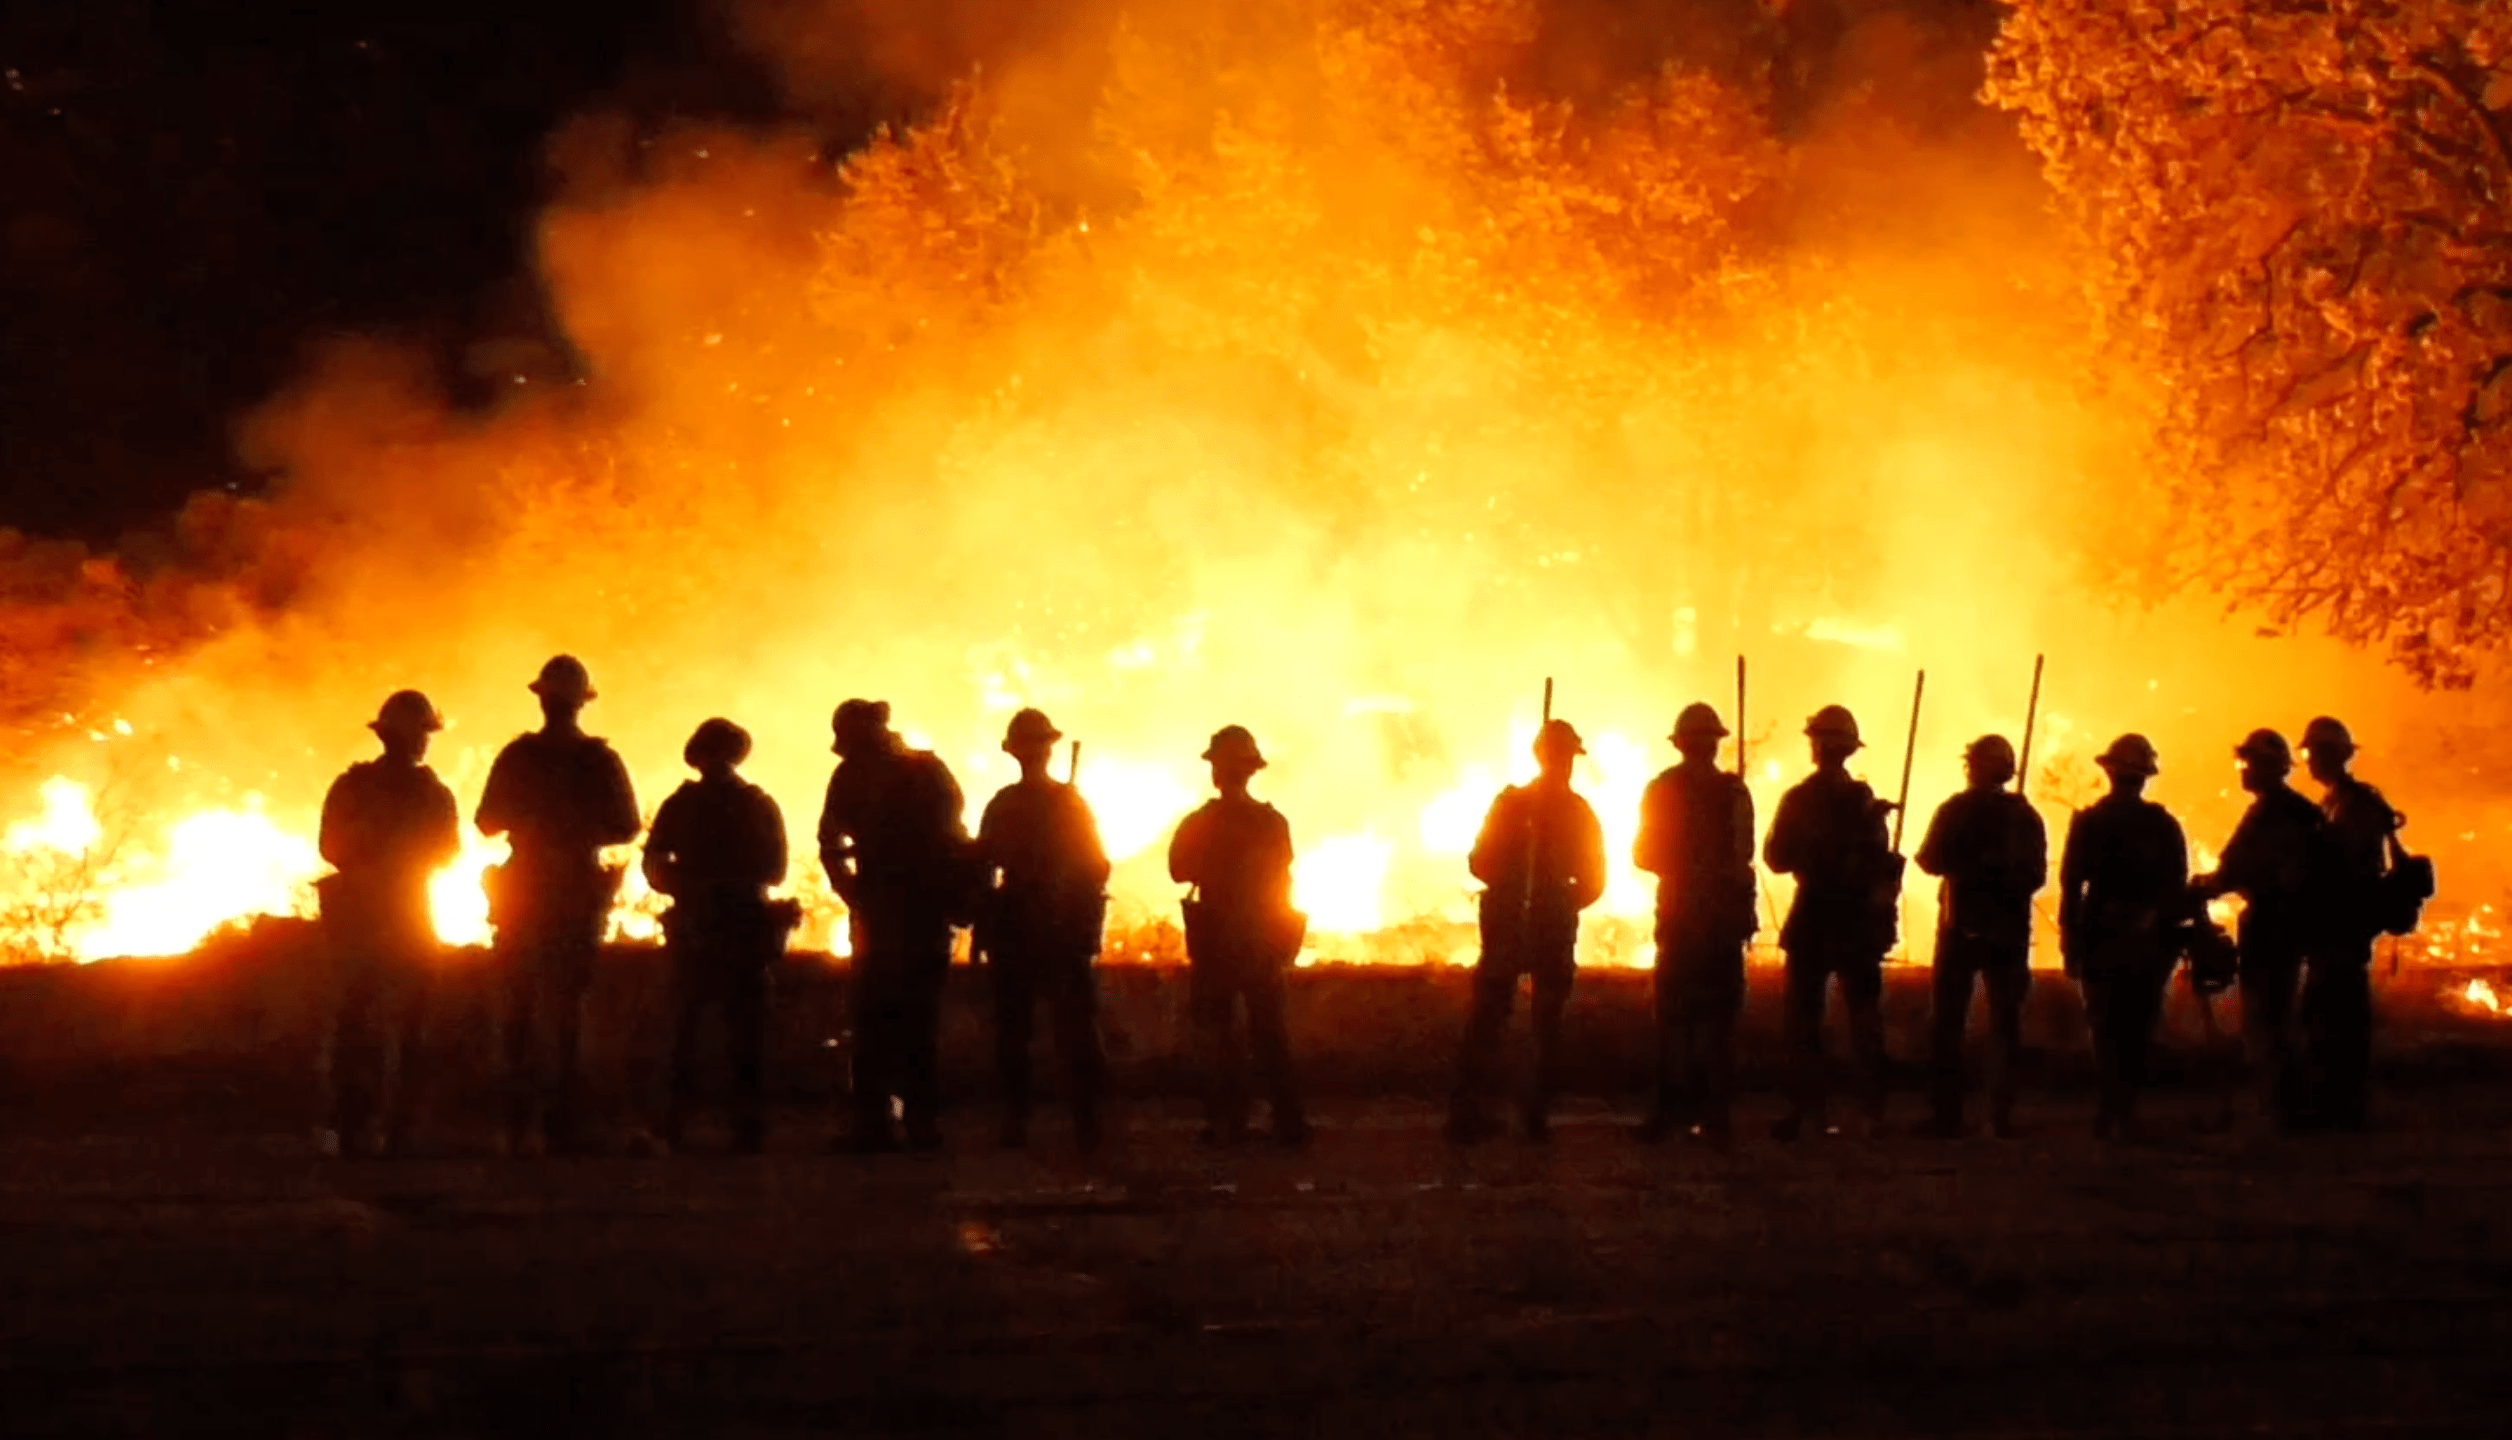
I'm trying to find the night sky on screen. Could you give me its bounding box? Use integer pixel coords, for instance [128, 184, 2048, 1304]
[1, 0, 787, 540]
[0, 0, 1975, 543]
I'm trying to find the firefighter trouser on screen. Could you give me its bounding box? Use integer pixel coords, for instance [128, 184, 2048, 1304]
[1652, 924, 1745, 1134]
[1781, 940, 1887, 1126]
[2303, 940, 2376, 1129]
[667, 953, 770, 1150]
[319, 946, 429, 1150]
[2239, 947, 2306, 1126]
[1929, 933, 2031, 1130]
[1189, 954, 1303, 1138]
[850, 934, 952, 1143]
[500, 920, 601, 1150]
[1454, 947, 1574, 1129]
[2078, 948, 2174, 1126]
[991, 944, 1104, 1133]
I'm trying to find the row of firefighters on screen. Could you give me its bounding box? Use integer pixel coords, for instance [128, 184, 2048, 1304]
[310, 653, 2434, 1158]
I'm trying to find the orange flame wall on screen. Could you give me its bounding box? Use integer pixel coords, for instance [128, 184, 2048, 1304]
[3, 0, 2505, 965]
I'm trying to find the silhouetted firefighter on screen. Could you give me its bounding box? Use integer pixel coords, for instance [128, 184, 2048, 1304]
[1632, 703, 1757, 1146]
[1764, 705, 1897, 1140]
[2300, 716, 2420, 1131]
[2057, 733, 2188, 1139]
[476, 655, 640, 1157]
[819, 698, 969, 1154]
[313, 690, 460, 1159]
[1169, 725, 1309, 1148]
[974, 709, 1111, 1153]
[644, 718, 796, 1155]
[1448, 718, 1608, 1145]
[2192, 729, 2328, 1134]
[1914, 734, 2047, 1139]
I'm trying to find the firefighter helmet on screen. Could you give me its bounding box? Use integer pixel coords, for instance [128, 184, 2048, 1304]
[2095, 733, 2160, 777]
[1534, 718, 1585, 758]
[1804, 704, 1863, 748]
[2234, 728, 2293, 772]
[2300, 715, 2356, 759]
[684, 717, 752, 769]
[1671, 703, 1729, 741]
[368, 689, 444, 736]
[528, 654, 596, 703]
[1002, 708, 1064, 752]
[1202, 724, 1267, 770]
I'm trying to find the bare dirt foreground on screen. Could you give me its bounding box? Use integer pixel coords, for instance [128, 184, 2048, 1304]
[5, 1087, 2512, 1438]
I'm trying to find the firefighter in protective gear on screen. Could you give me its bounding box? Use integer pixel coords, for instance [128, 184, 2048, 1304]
[1168, 725, 1308, 1147]
[2300, 715, 2399, 1130]
[1448, 719, 1609, 1145]
[644, 718, 790, 1155]
[1632, 702, 1756, 1145]
[1914, 734, 2047, 1138]
[974, 708, 1111, 1152]
[2193, 728, 2329, 1132]
[1763, 704, 1897, 1140]
[2057, 733, 2189, 1138]
[476, 655, 641, 1156]
[314, 690, 461, 1158]
[819, 698, 969, 1154]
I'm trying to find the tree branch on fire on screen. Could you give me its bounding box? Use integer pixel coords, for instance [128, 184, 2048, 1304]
[1989, 0, 2512, 685]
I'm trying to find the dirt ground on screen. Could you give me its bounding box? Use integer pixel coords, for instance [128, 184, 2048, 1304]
[6, 1081, 2512, 1438]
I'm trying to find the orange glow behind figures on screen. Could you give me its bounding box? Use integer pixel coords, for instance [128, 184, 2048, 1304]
[1, 0, 2506, 975]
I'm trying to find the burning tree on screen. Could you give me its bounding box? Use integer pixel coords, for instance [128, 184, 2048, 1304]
[804, 0, 1795, 650]
[0, 776, 134, 965]
[1988, 1, 2512, 684]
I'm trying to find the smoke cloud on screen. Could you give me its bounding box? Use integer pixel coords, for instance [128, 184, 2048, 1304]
[4, 0, 2500, 959]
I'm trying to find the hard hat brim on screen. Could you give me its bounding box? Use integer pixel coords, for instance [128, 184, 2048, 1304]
[528, 680, 596, 701]
[1534, 720, 1586, 757]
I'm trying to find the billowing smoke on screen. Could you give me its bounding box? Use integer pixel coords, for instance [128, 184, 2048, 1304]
[2, 0, 2499, 963]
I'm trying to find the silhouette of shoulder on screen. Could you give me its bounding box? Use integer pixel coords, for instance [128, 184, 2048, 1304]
[1169, 796, 1289, 883]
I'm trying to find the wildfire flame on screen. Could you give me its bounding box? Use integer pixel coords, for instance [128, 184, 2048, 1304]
[2, 778, 318, 959]
[0, 0, 2501, 970]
